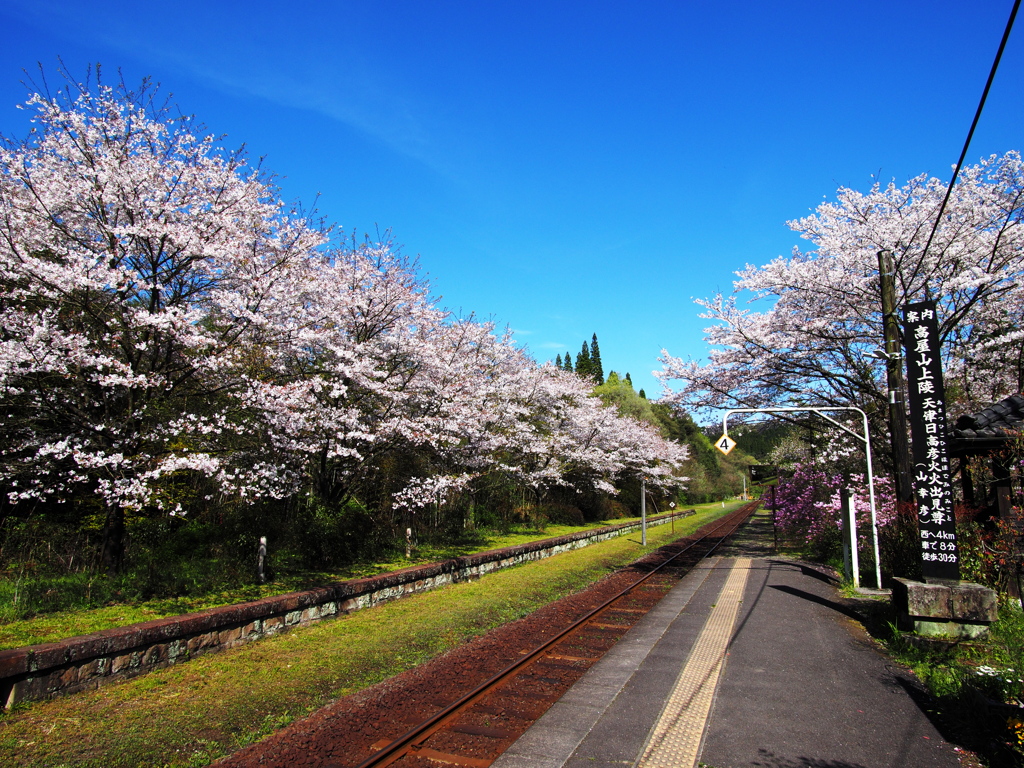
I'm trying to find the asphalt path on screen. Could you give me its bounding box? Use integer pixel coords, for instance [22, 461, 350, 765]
[494, 508, 962, 768]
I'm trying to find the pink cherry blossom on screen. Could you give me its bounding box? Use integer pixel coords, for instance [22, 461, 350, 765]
[0, 74, 689, 547]
[658, 152, 1024, 446]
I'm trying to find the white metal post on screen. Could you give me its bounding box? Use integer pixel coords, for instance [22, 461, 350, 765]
[859, 410, 882, 589]
[841, 488, 860, 588]
[641, 477, 647, 546]
[721, 407, 883, 589]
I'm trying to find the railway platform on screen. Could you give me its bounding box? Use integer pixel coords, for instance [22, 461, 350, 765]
[491, 508, 962, 768]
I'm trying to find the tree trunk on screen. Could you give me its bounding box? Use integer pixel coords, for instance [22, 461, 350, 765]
[101, 506, 126, 575]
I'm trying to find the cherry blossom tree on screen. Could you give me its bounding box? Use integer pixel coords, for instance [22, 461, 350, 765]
[360, 318, 690, 512]
[243, 243, 692, 514]
[659, 152, 1024, 425]
[0, 70, 690, 574]
[491, 364, 687, 499]
[0, 72, 326, 569]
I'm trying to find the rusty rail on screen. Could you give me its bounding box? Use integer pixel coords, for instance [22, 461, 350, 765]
[352, 499, 760, 768]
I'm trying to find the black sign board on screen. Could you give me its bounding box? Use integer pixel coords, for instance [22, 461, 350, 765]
[749, 465, 778, 483]
[902, 301, 960, 582]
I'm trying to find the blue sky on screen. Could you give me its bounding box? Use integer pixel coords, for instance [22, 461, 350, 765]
[0, 1, 1021, 412]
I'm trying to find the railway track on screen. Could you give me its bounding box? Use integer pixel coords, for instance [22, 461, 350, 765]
[341, 499, 761, 768]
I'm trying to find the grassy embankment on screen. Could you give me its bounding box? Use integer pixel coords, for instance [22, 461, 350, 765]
[0, 501, 745, 768]
[0, 511, 692, 650]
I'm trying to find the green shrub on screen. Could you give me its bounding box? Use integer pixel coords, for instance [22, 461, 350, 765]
[538, 503, 585, 526]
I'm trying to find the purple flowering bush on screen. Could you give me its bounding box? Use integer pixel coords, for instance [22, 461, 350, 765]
[768, 461, 896, 571]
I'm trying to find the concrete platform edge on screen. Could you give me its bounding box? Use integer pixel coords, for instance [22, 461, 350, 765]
[491, 557, 722, 768]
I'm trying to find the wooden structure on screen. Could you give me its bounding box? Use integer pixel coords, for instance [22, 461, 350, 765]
[948, 393, 1024, 518]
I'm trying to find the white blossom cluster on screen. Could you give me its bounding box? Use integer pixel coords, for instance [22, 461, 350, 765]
[0, 76, 688, 519]
[658, 153, 1024, 421]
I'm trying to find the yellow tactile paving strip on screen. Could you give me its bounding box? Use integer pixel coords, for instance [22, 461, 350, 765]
[637, 557, 751, 768]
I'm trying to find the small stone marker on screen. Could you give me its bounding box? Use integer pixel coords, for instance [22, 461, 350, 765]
[892, 578, 997, 638]
[257, 536, 267, 583]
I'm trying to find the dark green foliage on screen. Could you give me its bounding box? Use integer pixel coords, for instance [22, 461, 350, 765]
[700, 420, 794, 462]
[555, 353, 562, 368]
[0, 492, 383, 621]
[651, 404, 720, 478]
[879, 502, 924, 584]
[575, 342, 592, 379]
[535, 503, 585, 526]
[646, 404, 754, 505]
[565, 334, 605, 383]
[807, 516, 843, 564]
[590, 333, 604, 384]
[625, 372, 632, 384]
[638, 388, 646, 399]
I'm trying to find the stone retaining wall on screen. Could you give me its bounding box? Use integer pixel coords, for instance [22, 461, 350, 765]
[0, 509, 694, 707]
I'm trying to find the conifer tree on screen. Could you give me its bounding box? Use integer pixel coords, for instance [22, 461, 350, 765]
[576, 342, 592, 379]
[590, 333, 604, 384]
[563, 352, 574, 372]
[639, 388, 647, 399]
[555, 353, 563, 369]
[625, 372, 633, 386]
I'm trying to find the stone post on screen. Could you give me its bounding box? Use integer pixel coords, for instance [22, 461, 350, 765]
[257, 536, 267, 583]
[892, 578, 998, 639]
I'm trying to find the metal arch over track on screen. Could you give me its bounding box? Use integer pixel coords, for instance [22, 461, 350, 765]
[721, 407, 882, 589]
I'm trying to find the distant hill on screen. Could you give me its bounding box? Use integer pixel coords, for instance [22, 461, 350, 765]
[700, 420, 793, 462]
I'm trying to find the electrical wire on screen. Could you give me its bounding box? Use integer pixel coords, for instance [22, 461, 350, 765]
[920, 0, 1021, 263]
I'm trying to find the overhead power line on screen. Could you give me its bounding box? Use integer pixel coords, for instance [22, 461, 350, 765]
[921, 0, 1021, 262]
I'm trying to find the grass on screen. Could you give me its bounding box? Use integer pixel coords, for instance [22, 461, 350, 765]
[0, 511, 686, 650]
[0, 502, 743, 768]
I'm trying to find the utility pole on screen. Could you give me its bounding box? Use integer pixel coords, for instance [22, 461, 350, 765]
[878, 249, 915, 503]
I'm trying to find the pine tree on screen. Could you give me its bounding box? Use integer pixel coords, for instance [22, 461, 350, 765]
[576, 342, 592, 379]
[590, 333, 604, 384]
[563, 352, 574, 372]
[555, 353, 563, 369]
[625, 372, 633, 386]
[639, 388, 647, 399]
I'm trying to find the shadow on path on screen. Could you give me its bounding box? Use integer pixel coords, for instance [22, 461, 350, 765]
[768, 583, 865, 623]
[745, 751, 869, 768]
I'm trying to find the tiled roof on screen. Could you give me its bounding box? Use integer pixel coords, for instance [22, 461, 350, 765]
[952, 394, 1024, 440]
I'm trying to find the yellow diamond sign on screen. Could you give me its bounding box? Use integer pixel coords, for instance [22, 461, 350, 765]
[715, 434, 736, 455]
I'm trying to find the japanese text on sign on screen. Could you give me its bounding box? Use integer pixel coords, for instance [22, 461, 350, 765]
[902, 300, 960, 581]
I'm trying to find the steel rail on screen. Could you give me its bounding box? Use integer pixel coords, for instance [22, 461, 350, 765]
[352, 500, 760, 768]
